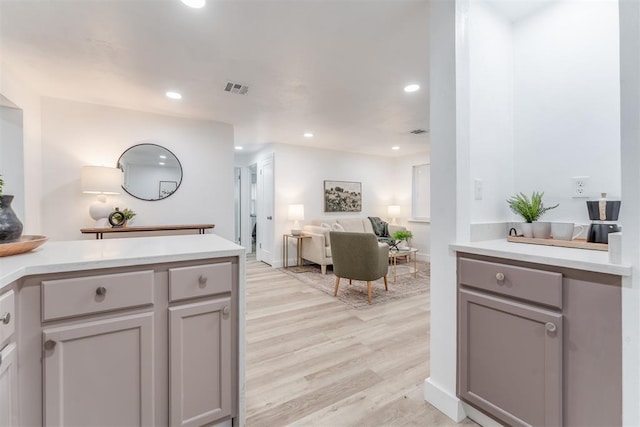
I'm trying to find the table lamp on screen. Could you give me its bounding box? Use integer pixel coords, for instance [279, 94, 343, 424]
[288, 204, 304, 236]
[82, 166, 121, 227]
[388, 205, 401, 225]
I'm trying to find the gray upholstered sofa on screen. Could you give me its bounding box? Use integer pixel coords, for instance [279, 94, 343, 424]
[301, 218, 408, 274]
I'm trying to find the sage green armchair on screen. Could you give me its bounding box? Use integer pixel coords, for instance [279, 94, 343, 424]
[329, 231, 389, 304]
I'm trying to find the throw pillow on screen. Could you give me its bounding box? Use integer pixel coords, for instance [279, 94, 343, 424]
[332, 223, 345, 232]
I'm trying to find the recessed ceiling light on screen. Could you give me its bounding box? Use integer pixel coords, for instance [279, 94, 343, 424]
[392, 146, 400, 151]
[304, 132, 314, 138]
[181, 0, 206, 8]
[404, 84, 420, 93]
[159, 155, 167, 159]
[166, 91, 182, 100]
[235, 146, 243, 150]
[159, 162, 166, 166]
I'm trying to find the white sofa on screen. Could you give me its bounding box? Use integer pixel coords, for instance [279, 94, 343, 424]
[301, 218, 408, 274]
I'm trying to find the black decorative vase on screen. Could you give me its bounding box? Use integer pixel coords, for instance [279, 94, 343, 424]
[0, 195, 24, 242]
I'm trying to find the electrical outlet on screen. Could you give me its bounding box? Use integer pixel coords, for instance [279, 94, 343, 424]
[572, 176, 590, 198]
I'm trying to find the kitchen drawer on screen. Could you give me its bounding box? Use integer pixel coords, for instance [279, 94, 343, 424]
[42, 270, 154, 321]
[459, 257, 562, 309]
[0, 290, 15, 347]
[169, 262, 232, 302]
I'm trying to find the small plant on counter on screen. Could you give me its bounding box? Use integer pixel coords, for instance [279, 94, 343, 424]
[122, 208, 136, 221]
[507, 192, 559, 223]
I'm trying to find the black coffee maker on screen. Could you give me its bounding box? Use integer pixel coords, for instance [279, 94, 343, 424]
[586, 193, 620, 244]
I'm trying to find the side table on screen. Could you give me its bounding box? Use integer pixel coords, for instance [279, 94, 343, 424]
[388, 247, 418, 282]
[282, 234, 310, 268]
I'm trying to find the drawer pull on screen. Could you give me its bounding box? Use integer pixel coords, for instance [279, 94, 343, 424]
[222, 306, 230, 316]
[0, 312, 10, 325]
[198, 275, 208, 287]
[545, 322, 557, 333]
[96, 286, 107, 296]
[44, 340, 57, 351]
[495, 272, 505, 282]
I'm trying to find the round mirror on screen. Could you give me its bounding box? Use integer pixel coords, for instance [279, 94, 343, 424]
[117, 143, 183, 201]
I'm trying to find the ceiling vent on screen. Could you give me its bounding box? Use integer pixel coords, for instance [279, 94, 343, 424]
[410, 129, 428, 135]
[224, 81, 249, 95]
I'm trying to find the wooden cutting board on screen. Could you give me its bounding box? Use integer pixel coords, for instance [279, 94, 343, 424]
[507, 236, 608, 251]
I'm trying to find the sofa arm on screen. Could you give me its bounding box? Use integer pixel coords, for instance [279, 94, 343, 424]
[301, 231, 329, 262]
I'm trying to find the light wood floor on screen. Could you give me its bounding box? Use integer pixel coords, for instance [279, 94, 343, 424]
[245, 256, 476, 426]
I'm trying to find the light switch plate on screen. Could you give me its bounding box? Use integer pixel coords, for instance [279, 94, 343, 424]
[474, 179, 482, 200]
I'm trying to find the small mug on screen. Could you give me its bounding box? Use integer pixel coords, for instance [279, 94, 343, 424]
[551, 222, 585, 241]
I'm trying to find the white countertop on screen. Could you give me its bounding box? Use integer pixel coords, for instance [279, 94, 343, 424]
[450, 239, 632, 276]
[0, 234, 246, 291]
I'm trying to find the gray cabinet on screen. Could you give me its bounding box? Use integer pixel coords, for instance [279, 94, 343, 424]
[169, 298, 232, 427]
[43, 313, 155, 426]
[457, 254, 622, 427]
[459, 289, 562, 426]
[0, 343, 18, 427]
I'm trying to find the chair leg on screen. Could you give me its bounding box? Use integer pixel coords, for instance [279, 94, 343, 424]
[349, 279, 352, 285]
[383, 275, 388, 291]
[334, 277, 340, 296]
[367, 281, 372, 304]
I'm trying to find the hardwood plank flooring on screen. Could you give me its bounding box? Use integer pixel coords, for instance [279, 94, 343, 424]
[245, 256, 476, 426]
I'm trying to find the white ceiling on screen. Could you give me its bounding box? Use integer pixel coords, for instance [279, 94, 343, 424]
[0, 0, 430, 157]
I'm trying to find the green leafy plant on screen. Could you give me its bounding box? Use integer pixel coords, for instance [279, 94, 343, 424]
[0, 175, 4, 196]
[392, 230, 414, 241]
[507, 192, 559, 223]
[122, 208, 136, 221]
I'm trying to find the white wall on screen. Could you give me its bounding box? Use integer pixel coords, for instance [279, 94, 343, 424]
[469, 0, 514, 222]
[40, 97, 235, 241]
[0, 103, 25, 220]
[513, 0, 621, 223]
[0, 62, 43, 234]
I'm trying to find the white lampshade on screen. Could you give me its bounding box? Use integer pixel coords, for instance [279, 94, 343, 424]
[288, 204, 304, 236]
[288, 204, 305, 221]
[81, 166, 121, 194]
[388, 205, 401, 217]
[82, 166, 121, 228]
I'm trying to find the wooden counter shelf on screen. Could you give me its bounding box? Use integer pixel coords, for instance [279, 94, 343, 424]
[81, 224, 215, 239]
[507, 235, 607, 251]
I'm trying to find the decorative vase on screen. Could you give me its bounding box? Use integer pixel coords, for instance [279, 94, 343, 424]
[0, 195, 24, 242]
[521, 222, 534, 238]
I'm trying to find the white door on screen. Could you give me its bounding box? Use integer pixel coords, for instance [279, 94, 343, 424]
[257, 154, 274, 265]
[233, 167, 241, 245]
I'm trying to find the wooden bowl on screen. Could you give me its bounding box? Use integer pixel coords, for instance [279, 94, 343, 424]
[0, 235, 48, 257]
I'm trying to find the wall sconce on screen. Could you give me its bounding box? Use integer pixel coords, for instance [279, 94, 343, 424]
[82, 166, 121, 227]
[288, 204, 305, 236]
[388, 205, 401, 225]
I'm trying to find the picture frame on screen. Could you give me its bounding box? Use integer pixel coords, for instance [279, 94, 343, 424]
[159, 180, 178, 198]
[324, 180, 362, 212]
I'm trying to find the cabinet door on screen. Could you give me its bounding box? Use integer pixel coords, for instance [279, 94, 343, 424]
[0, 343, 18, 427]
[459, 289, 562, 427]
[169, 298, 232, 427]
[43, 313, 154, 427]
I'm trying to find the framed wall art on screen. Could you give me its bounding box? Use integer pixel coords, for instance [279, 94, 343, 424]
[324, 180, 362, 212]
[159, 180, 178, 198]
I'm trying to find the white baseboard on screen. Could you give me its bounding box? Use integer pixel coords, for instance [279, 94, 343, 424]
[424, 377, 466, 422]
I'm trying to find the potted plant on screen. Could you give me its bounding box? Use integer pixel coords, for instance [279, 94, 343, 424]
[507, 192, 558, 238]
[391, 229, 414, 251]
[108, 207, 136, 228]
[0, 174, 24, 242]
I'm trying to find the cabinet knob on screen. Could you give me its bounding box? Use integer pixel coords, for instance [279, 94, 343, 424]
[198, 275, 208, 286]
[495, 272, 505, 282]
[96, 286, 107, 296]
[545, 322, 557, 333]
[0, 312, 10, 325]
[44, 340, 57, 351]
[222, 306, 230, 316]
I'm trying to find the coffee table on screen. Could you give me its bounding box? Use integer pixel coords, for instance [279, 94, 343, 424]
[388, 247, 418, 282]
